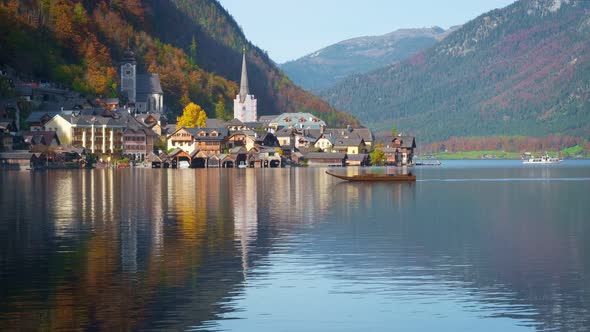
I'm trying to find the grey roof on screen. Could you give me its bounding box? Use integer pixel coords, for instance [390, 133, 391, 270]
[258, 147, 278, 154]
[80, 109, 98, 116]
[333, 137, 364, 147]
[226, 118, 244, 126]
[305, 152, 347, 160]
[123, 117, 158, 137]
[347, 154, 369, 161]
[69, 114, 128, 127]
[316, 134, 336, 144]
[22, 131, 59, 145]
[135, 113, 165, 122]
[258, 115, 277, 123]
[145, 152, 162, 162]
[229, 146, 247, 154]
[0, 151, 35, 160]
[136, 74, 163, 95]
[306, 129, 323, 139]
[181, 127, 229, 139]
[37, 98, 89, 111]
[243, 121, 263, 129]
[322, 128, 373, 143]
[163, 124, 177, 135]
[381, 147, 397, 153]
[394, 136, 416, 148]
[270, 112, 326, 129]
[26, 111, 59, 123]
[167, 148, 185, 158]
[275, 128, 294, 137]
[352, 128, 373, 142]
[205, 119, 227, 128]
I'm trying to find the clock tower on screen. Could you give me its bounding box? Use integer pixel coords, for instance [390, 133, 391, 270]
[120, 48, 137, 104]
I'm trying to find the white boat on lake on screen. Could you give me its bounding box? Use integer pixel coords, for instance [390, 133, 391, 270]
[523, 153, 561, 164]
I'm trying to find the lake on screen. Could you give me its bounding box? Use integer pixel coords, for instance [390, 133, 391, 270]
[1, 161, 589, 331]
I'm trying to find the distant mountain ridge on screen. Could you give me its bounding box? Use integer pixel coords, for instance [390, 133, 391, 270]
[322, 0, 590, 142]
[280, 26, 459, 92]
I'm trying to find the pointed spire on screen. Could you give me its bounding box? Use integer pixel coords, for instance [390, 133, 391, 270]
[239, 49, 249, 102]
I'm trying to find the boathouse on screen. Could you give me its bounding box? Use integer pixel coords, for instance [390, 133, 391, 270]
[305, 152, 347, 167]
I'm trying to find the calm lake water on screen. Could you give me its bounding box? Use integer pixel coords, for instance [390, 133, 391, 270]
[1, 161, 589, 331]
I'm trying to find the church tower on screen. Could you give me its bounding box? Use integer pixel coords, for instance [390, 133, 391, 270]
[234, 51, 257, 122]
[120, 48, 137, 104]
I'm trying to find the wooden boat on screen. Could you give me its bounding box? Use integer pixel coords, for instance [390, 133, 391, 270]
[325, 171, 416, 182]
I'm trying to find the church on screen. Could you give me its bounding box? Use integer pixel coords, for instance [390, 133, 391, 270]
[233, 52, 257, 122]
[120, 49, 164, 114]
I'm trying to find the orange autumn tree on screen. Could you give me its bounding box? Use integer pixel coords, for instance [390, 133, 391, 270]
[176, 102, 207, 129]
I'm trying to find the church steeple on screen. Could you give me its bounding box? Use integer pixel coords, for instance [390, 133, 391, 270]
[234, 48, 257, 122]
[239, 50, 249, 102]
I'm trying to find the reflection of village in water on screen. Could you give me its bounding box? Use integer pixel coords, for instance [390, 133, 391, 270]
[0, 168, 589, 330]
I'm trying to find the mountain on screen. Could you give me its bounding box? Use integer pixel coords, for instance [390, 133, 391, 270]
[0, 0, 359, 127]
[280, 26, 457, 92]
[322, 0, 590, 143]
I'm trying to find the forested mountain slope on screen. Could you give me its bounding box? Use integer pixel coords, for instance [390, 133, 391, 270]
[0, 0, 358, 126]
[322, 0, 590, 142]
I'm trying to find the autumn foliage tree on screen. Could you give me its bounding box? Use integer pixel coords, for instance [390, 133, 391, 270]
[370, 149, 387, 166]
[176, 102, 207, 129]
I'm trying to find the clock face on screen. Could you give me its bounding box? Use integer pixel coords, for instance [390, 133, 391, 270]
[123, 64, 132, 77]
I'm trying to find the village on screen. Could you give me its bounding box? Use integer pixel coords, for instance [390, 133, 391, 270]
[0, 51, 416, 170]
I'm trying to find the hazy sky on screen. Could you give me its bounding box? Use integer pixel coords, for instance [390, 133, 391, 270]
[217, 0, 517, 63]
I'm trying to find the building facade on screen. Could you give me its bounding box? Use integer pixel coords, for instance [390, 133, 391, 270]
[122, 127, 157, 160]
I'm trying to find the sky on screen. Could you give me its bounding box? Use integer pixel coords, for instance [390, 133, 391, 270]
[217, 0, 517, 64]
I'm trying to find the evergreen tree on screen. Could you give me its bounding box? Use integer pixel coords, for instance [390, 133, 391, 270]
[214, 99, 230, 120]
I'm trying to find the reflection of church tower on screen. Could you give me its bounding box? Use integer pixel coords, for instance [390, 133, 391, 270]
[233, 51, 257, 122]
[233, 172, 258, 277]
[120, 49, 137, 104]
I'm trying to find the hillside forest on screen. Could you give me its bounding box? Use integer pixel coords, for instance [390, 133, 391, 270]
[0, 0, 358, 127]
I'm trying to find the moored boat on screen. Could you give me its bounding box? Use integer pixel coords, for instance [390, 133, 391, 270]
[325, 171, 416, 182]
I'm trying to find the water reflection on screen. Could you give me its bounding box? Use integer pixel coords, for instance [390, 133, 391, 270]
[0, 164, 589, 331]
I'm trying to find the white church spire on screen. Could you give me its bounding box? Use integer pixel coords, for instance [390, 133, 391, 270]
[239, 50, 249, 102]
[234, 49, 257, 122]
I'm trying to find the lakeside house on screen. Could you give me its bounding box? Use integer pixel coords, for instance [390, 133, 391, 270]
[382, 136, 416, 166]
[167, 127, 229, 155]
